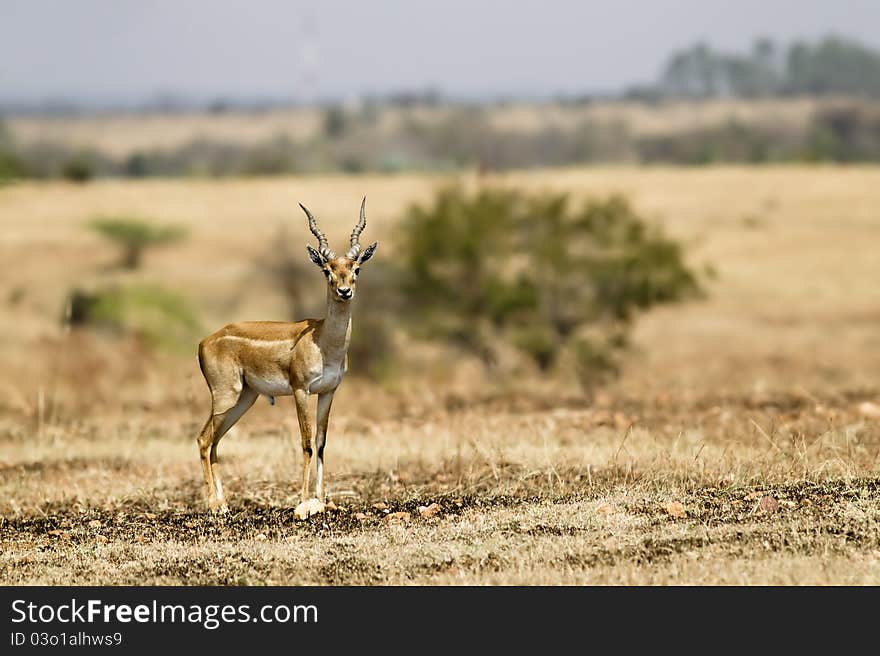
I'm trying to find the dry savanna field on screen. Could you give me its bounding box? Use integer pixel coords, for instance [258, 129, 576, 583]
[1, 166, 879, 584]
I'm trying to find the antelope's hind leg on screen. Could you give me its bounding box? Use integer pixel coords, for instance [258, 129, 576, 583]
[197, 414, 220, 510]
[197, 381, 258, 513]
[210, 387, 258, 512]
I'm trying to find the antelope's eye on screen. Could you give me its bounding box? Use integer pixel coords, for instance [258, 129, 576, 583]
[354, 267, 360, 275]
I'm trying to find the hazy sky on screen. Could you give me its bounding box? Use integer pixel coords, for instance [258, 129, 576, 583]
[3, 0, 880, 104]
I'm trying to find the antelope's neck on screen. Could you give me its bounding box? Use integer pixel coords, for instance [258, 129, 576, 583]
[319, 291, 352, 363]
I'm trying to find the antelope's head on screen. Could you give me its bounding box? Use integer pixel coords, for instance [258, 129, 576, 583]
[301, 198, 378, 303]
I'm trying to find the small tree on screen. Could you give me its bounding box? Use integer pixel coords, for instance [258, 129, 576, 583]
[90, 217, 187, 269]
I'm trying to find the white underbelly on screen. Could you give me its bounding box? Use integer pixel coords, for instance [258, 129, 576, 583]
[307, 365, 344, 394]
[245, 373, 294, 397]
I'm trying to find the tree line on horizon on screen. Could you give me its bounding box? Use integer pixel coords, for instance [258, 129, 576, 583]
[3, 34, 880, 182]
[626, 35, 880, 101]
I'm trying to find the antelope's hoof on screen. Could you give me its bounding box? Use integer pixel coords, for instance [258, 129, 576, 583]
[294, 498, 325, 520]
[207, 498, 229, 514]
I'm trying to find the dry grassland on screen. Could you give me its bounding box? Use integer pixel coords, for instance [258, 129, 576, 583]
[1, 166, 879, 584]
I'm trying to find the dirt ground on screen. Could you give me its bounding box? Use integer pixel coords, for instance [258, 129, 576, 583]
[1, 166, 879, 584]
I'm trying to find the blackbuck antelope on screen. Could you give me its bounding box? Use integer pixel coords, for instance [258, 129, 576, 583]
[196, 199, 378, 518]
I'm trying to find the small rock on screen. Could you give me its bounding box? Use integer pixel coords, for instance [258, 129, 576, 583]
[663, 501, 687, 519]
[595, 502, 617, 515]
[418, 503, 441, 518]
[371, 501, 388, 510]
[744, 491, 764, 501]
[384, 511, 411, 524]
[143, 513, 157, 520]
[758, 496, 779, 513]
[354, 512, 367, 521]
[294, 498, 325, 520]
[95, 535, 108, 543]
[325, 501, 338, 511]
[88, 520, 102, 529]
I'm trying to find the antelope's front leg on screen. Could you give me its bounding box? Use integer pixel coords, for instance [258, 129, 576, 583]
[315, 391, 335, 501]
[292, 389, 312, 502]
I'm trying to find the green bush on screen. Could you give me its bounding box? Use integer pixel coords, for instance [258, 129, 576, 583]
[804, 103, 880, 161]
[323, 106, 349, 138]
[61, 154, 95, 183]
[67, 284, 200, 351]
[0, 149, 27, 183]
[396, 186, 703, 383]
[0, 120, 27, 183]
[90, 217, 188, 269]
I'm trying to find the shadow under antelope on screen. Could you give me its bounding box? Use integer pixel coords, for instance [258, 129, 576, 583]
[195, 199, 378, 518]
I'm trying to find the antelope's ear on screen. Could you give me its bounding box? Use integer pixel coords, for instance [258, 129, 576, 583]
[358, 241, 378, 264]
[306, 244, 325, 267]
